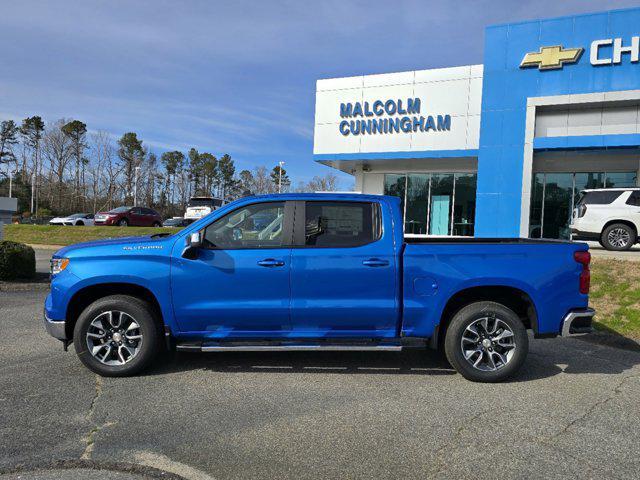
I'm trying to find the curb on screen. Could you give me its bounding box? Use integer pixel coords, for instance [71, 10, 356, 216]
[0, 281, 50, 292]
[28, 244, 66, 250]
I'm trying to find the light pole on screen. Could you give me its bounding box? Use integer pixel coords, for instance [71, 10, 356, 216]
[133, 166, 141, 206]
[8, 169, 13, 198]
[278, 161, 285, 193]
[30, 172, 35, 216]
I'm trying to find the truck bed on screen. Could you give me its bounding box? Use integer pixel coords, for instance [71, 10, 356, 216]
[400, 238, 589, 338]
[404, 236, 576, 245]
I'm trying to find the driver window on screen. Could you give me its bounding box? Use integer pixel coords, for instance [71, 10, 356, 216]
[203, 202, 286, 249]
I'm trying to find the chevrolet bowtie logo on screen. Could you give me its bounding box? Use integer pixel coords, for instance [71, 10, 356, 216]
[520, 45, 584, 70]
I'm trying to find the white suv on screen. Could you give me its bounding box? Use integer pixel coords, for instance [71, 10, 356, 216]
[570, 188, 640, 251]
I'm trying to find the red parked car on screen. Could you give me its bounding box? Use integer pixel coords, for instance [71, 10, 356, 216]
[94, 206, 162, 227]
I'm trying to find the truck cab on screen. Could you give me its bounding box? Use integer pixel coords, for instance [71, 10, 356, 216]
[44, 194, 594, 382]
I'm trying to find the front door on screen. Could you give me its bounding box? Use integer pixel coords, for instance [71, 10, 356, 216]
[171, 201, 292, 337]
[129, 207, 146, 226]
[289, 200, 399, 338]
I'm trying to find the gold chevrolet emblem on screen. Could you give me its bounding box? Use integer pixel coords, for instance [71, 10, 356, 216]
[520, 45, 583, 70]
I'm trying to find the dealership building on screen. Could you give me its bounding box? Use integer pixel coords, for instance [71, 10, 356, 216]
[313, 7, 640, 239]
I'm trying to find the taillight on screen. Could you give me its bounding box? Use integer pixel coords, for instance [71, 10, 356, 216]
[574, 250, 591, 294]
[578, 204, 587, 218]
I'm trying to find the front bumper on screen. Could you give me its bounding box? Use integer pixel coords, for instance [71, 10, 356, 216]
[561, 308, 595, 336]
[43, 309, 67, 341]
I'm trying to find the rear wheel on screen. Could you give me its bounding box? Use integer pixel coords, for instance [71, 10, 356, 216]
[152, 221, 161, 227]
[73, 295, 161, 377]
[601, 223, 635, 251]
[117, 218, 128, 227]
[444, 301, 528, 382]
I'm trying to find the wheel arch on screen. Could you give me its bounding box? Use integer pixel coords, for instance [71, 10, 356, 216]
[602, 219, 638, 236]
[432, 285, 538, 350]
[65, 283, 165, 341]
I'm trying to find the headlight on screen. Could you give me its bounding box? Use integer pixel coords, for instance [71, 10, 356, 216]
[50, 258, 70, 275]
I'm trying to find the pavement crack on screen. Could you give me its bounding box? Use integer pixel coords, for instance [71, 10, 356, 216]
[81, 421, 116, 460]
[428, 409, 491, 478]
[80, 375, 109, 460]
[547, 373, 640, 441]
[88, 375, 103, 417]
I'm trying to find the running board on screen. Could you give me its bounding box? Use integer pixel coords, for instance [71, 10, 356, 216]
[176, 341, 404, 353]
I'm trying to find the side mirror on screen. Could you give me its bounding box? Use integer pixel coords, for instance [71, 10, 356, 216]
[189, 232, 202, 248]
[182, 231, 202, 260]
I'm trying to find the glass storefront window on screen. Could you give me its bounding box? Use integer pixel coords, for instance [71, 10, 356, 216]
[529, 171, 637, 239]
[542, 173, 574, 239]
[383, 172, 477, 236]
[383, 174, 406, 216]
[529, 173, 544, 238]
[429, 174, 454, 235]
[453, 173, 477, 236]
[405, 174, 430, 234]
[606, 172, 637, 188]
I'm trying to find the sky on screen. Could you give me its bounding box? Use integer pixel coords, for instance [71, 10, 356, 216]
[1, 0, 639, 189]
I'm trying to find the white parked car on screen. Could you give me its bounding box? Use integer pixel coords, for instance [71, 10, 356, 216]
[570, 188, 640, 251]
[49, 213, 95, 226]
[184, 196, 224, 221]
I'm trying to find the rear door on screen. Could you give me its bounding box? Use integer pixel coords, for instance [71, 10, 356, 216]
[289, 200, 399, 338]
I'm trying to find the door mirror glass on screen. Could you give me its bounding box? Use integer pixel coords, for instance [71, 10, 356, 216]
[189, 232, 202, 248]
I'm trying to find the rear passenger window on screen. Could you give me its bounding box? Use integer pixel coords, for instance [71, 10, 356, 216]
[627, 191, 640, 206]
[305, 202, 380, 247]
[579, 191, 623, 205]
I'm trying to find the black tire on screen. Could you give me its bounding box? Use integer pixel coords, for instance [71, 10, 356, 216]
[117, 218, 128, 227]
[444, 301, 528, 383]
[76, 221, 84, 226]
[152, 221, 161, 228]
[601, 223, 636, 251]
[73, 295, 162, 377]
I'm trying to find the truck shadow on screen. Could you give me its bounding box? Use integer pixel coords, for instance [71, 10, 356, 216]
[146, 337, 639, 381]
[151, 348, 457, 377]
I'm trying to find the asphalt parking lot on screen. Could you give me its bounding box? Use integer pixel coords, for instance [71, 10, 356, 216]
[1, 289, 640, 479]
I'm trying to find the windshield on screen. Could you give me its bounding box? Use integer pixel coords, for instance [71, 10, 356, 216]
[109, 206, 132, 213]
[68, 213, 87, 218]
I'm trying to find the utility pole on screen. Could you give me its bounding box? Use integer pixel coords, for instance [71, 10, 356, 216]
[278, 161, 285, 193]
[30, 172, 35, 216]
[133, 166, 141, 206]
[8, 170, 13, 198]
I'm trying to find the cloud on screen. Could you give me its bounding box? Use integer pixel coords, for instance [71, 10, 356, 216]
[2, 0, 640, 184]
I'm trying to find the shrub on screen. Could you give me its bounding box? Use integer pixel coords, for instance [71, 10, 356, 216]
[0, 241, 36, 280]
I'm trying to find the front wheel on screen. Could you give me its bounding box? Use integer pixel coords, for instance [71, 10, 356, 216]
[73, 295, 162, 377]
[152, 221, 161, 227]
[117, 218, 128, 227]
[444, 301, 528, 382]
[601, 223, 636, 251]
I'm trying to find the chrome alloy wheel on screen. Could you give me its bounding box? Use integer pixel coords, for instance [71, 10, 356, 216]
[460, 317, 516, 372]
[607, 228, 631, 248]
[86, 311, 143, 366]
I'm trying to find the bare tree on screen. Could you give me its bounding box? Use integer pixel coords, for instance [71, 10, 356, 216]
[43, 119, 73, 210]
[299, 172, 339, 192]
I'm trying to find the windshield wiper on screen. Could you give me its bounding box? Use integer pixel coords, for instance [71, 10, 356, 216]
[150, 232, 171, 239]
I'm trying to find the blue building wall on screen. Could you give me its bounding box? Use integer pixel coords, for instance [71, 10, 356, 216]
[475, 7, 640, 237]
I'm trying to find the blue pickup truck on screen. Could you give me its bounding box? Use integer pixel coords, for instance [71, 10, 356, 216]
[44, 193, 594, 382]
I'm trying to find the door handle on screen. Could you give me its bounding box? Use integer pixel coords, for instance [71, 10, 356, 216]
[257, 258, 285, 267]
[362, 258, 389, 267]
